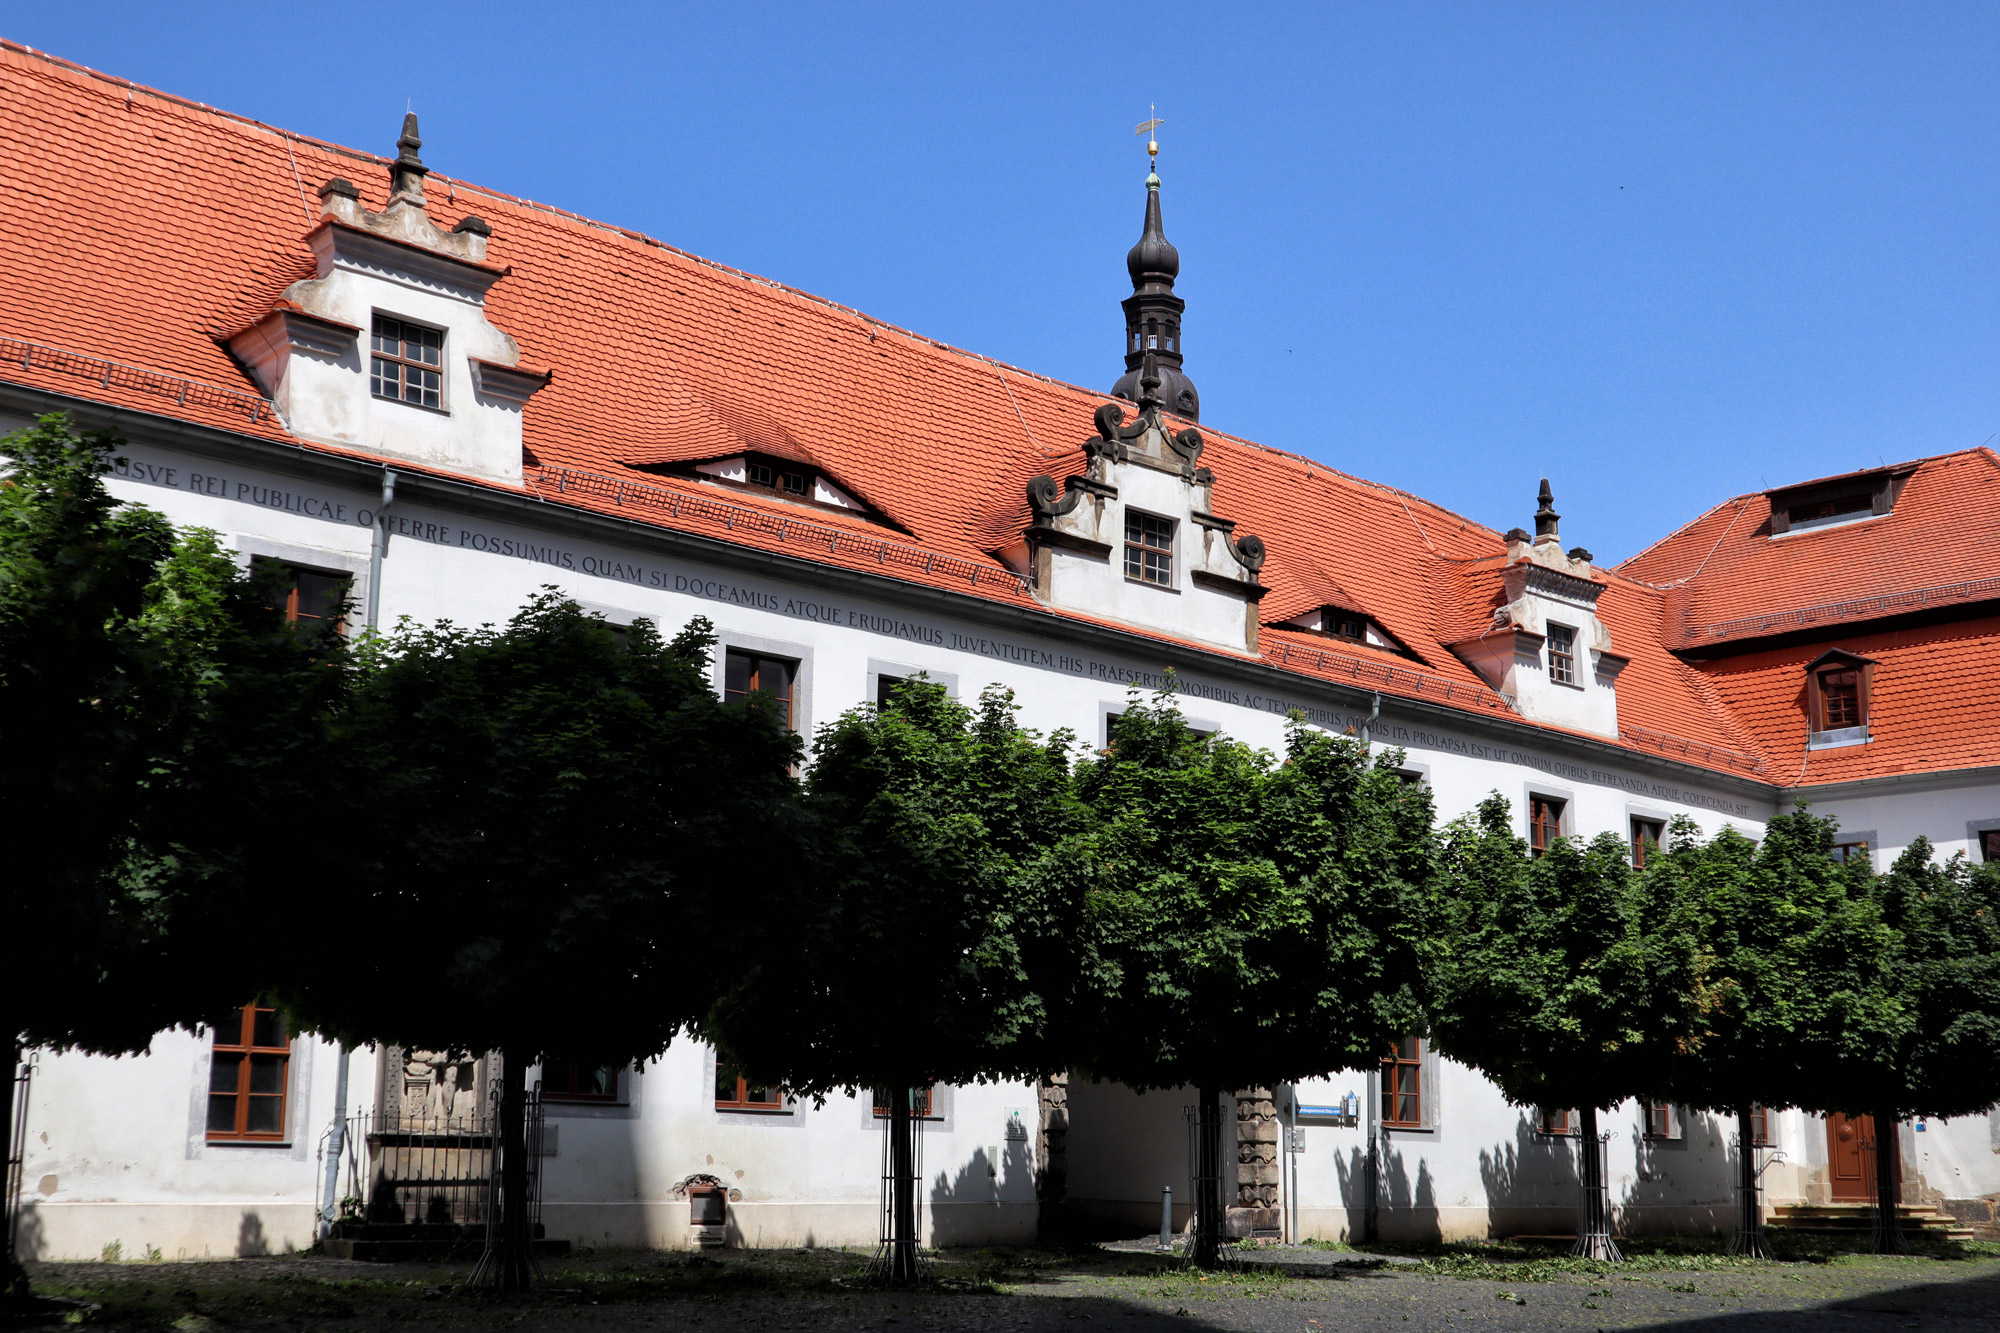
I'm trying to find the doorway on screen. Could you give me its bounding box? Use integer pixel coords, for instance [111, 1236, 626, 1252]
[1825, 1113, 1875, 1202]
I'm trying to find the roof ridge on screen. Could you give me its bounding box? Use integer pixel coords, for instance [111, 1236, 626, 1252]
[1, 36, 1508, 546]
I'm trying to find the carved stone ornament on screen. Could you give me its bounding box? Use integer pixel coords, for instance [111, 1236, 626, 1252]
[1026, 473, 1085, 521]
[1231, 532, 1267, 575]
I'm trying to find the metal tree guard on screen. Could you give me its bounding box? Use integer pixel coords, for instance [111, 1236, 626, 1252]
[866, 1090, 929, 1284]
[1729, 1129, 1785, 1258]
[3, 1055, 34, 1297]
[468, 1082, 548, 1288]
[1572, 1131, 1622, 1262]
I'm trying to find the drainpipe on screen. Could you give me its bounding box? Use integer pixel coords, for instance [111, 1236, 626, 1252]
[1359, 693, 1381, 746]
[1364, 1067, 1380, 1243]
[320, 470, 395, 1238]
[1285, 1087, 1299, 1245]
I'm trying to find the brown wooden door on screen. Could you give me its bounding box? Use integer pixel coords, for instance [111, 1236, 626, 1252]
[1826, 1113, 1875, 1201]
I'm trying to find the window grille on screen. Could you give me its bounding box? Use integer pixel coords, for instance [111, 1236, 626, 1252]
[1547, 624, 1577, 685]
[370, 316, 444, 409]
[1124, 511, 1174, 586]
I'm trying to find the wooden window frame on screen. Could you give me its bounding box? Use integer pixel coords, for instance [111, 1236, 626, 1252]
[1381, 1038, 1423, 1129]
[1538, 1107, 1575, 1136]
[256, 559, 351, 639]
[1803, 650, 1874, 738]
[1529, 794, 1567, 858]
[1630, 817, 1666, 869]
[714, 1068, 784, 1113]
[872, 1086, 941, 1120]
[1123, 510, 1175, 587]
[723, 648, 797, 731]
[875, 673, 906, 710]
[1830, 839, 1871, 867]
[1546, 623, 1578, 686]
[1981, 829, 2000, 864]
[688, 1183, 728, 1226]
[207, 1004, 291, 1142]
[369, 314, 446, 410]
[1643, 1101, 1683, 1141]
[543, 1059, 622, 1104]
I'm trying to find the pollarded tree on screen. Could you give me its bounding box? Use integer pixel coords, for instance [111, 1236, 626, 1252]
[1646, 808, 1887, 1256]
[1822, 839, 2000, 1251]
[1428, 796, 1705, 1261]
[704, 679, 1091, 1284]
[284, 593, 801, 1289]
[0, 415, 329, 1302]
[1063, 689, 1436, 1267]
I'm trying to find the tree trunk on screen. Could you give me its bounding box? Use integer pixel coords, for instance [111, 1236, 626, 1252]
[2, 1029, 27, 1303]
[1192, 1084, 1224, 1268]
[1872, 1107, 1902, 1255]
[472, 1049, 534, 1291]
[1572, 1105, 1622, 1261]
[1732, 1105, 1768, 1257]
[889, 1090, 919, 1283]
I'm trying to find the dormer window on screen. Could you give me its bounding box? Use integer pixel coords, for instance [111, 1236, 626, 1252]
[370, 315, 444, 410]
[1124, 510, 1174, 586]
[1767, 466, 1912, 535]
[1804, 649, 1874, 747]
[1817, 666, 1861, 729]
[1547, 624, 1578, 686]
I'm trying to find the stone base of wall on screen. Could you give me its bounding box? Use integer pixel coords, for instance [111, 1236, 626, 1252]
[542, 1199, 1036, 1251]
[16, 1201, 320, 1262]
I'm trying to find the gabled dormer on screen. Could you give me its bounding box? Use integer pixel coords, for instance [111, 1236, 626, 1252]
[225, 115, 548, 483]
[1278, 605, 1411, 656]
[1448, 480, 1627, 737]
[1012, 383, 1267, 655]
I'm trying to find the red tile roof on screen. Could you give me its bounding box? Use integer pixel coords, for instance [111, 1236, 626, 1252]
[6, 40, 1982, 788]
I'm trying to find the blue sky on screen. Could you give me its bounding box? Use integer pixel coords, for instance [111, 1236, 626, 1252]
[11, 3, 1999, 562]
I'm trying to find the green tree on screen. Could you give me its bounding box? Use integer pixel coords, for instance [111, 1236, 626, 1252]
[1832, 839, 2000, 1251]
[284, 592, 800, 1289]
[0, 414, 315, 1301]
[705, 679, 1089, 1283]
[1647, 808, 1887, 1255]
[1428, 796, 1703, 1260]
[1063, 690, 1435, 1267]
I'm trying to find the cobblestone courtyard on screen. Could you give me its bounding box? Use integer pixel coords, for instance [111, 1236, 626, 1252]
[18, 1242, 2000, 1332]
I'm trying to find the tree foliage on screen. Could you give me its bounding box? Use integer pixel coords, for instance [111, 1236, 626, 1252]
[1062, 689, 1436, 1263]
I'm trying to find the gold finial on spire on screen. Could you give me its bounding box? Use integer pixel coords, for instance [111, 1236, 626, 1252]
[1134, 105, 1164, 171]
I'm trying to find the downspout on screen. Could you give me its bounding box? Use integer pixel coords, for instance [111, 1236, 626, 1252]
[1359, 693, 1381, 746]
[320, 469, 395, 1239]
[1364, 1067, 1379, 1243]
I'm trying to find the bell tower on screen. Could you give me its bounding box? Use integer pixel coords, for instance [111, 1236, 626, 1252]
[1110, 142, 1199, 422]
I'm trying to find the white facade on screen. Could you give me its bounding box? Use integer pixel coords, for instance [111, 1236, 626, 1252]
[9, 390, 1994, 1260]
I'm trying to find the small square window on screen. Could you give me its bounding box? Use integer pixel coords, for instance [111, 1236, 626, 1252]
[689, 1186, 727, 1225]
[781, 472, 809, 496]
[369, 315, 445, 410]
[1124, 511, 1174, 586]
[255, 559, 351, 640]
[1538, 1107, 1575, 1136]
[1644, 1101, 1683, 1140]
[1747, 1105, 1775, 1147]
[1830, 840, 1870, 866]
[1981, 830, 2000, 864]
[1547, 625, 1577, 686]
[746, 461, 775, 488]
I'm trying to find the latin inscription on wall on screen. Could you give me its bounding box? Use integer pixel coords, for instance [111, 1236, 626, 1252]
[109, 448, 1755, 818]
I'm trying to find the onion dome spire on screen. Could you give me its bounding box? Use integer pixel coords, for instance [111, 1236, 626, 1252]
[1112, 151, 1199, 421]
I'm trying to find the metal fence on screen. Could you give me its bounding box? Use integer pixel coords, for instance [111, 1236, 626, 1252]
[328, 1088, 546, 1233]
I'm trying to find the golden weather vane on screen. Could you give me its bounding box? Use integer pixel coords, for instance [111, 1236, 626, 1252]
[1134, 104, 1164, 169]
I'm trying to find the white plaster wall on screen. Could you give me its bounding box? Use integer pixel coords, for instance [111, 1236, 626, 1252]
[16, 1030, 372, 1261]
[1805, 778, 2000, 870]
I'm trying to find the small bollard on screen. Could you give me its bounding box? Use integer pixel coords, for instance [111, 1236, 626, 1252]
[1159, 1185, 1173, 1251]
